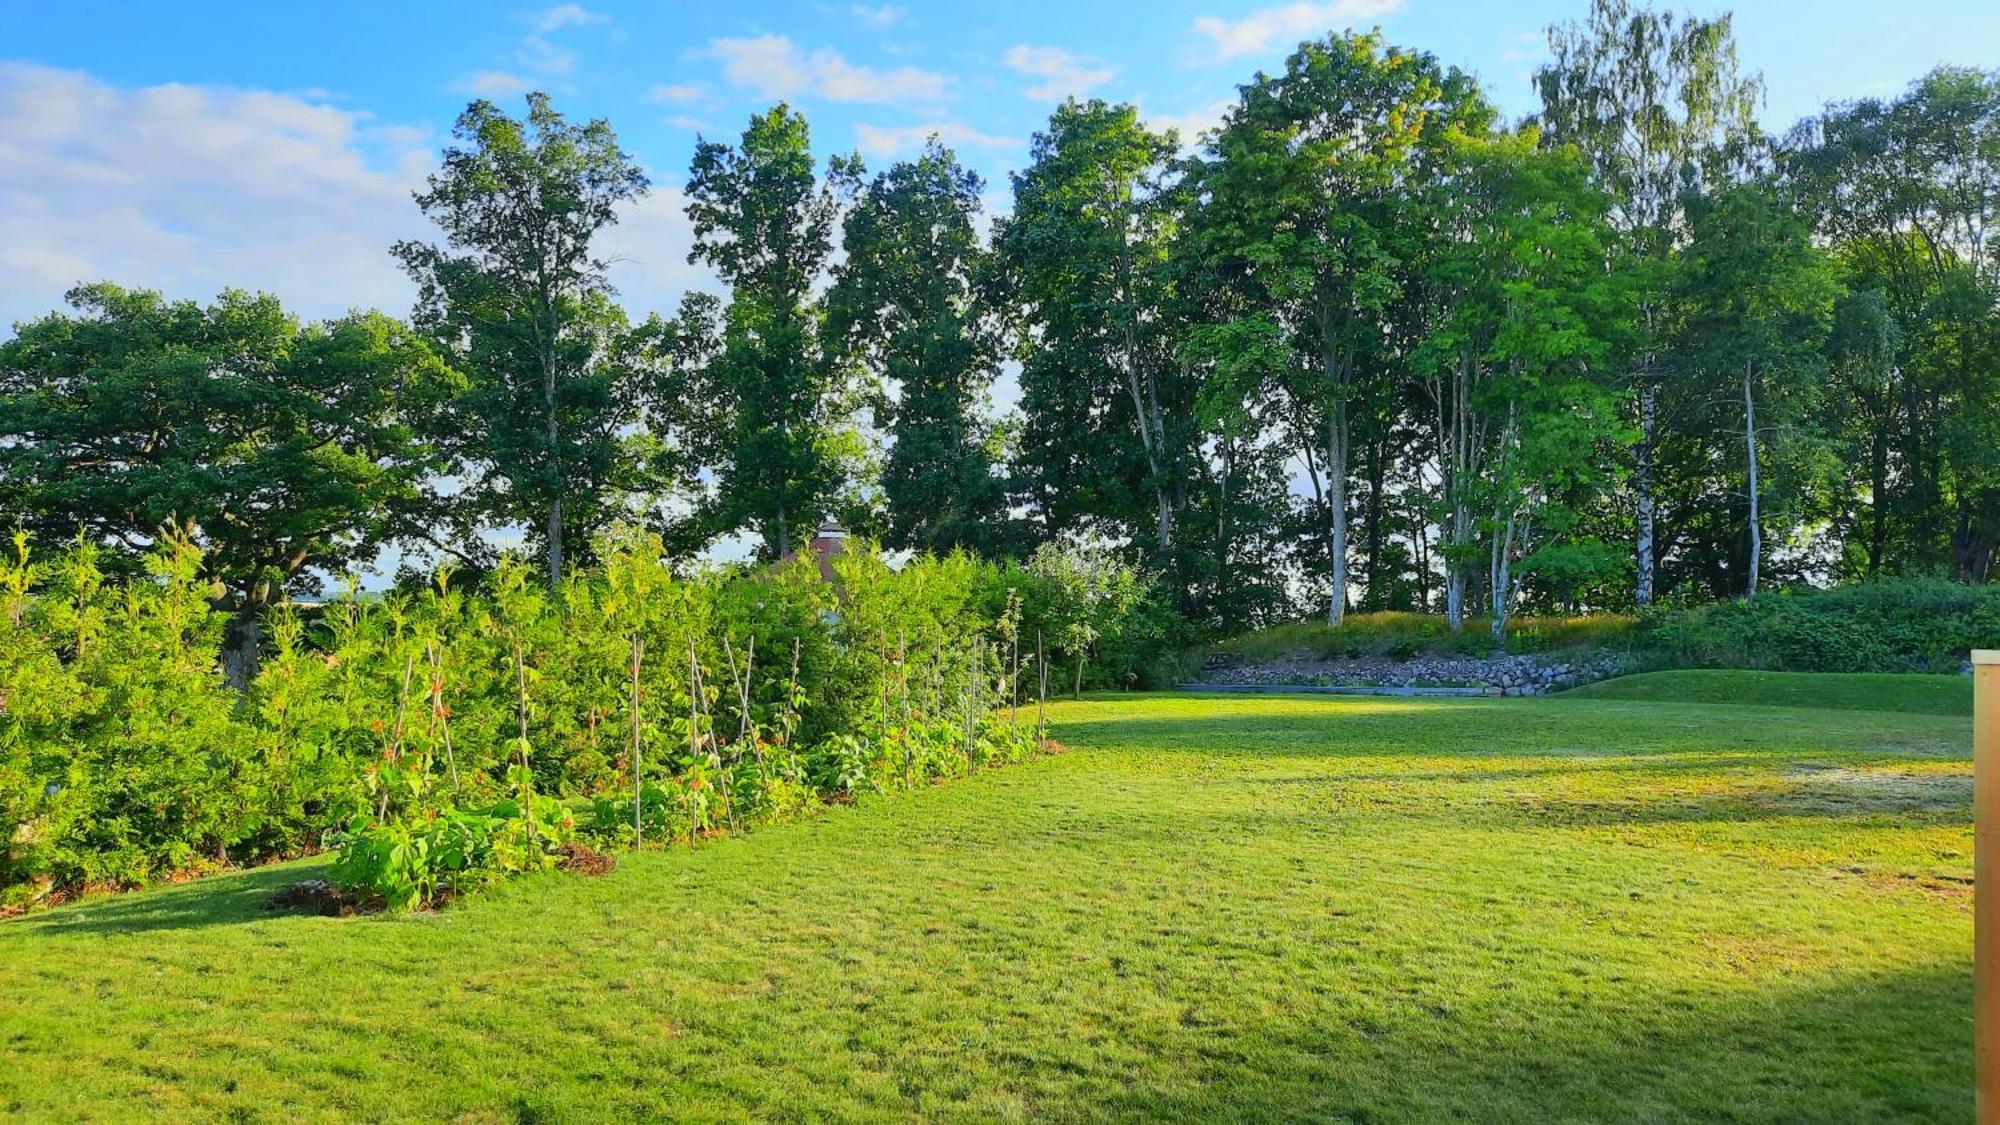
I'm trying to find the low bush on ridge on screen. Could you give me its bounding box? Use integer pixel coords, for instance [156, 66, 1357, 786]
[1201, 611, 1642, 666]
[1195, 579, 2000, 677]
[1638, 579, 2000, 673]
[0, 530, 1158, 912]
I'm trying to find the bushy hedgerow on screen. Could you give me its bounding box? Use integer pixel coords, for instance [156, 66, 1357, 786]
[1638, 579, 2000, 673]
[977, 543, 1189, 694]
[0, 530, 1043, 912]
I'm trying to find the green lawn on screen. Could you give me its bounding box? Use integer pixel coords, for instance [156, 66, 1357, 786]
[0, 686, 1973, 1121]
[1566, 668, 1974, 715]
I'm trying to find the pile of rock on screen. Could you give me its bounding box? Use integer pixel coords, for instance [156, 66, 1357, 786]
[1193, 650, 1634, 696]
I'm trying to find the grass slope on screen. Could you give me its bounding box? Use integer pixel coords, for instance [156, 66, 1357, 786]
[1568, 668, 1973, 715]
[0, 687, 1972, 1122]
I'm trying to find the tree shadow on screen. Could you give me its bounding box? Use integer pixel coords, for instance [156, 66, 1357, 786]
[3, 859, 325, 938]
[1093, 962, 1970, 1122]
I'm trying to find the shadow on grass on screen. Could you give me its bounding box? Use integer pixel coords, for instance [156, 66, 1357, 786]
[3, 859, 322, 938]
[1097, 962, 1970, 1122]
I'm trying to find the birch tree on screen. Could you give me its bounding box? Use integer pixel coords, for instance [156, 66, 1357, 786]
[1534, 0, 1762, 606]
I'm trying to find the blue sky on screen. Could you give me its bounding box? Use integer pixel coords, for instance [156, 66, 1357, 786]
[3, 0, 1997, 333]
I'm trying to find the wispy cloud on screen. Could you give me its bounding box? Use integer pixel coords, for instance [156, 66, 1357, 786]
[515, 35, 576, 77]
[531, 3, 607, 33]
[649, 82, 714, 104]
[1003, 44, 1118, 100]
[453, 70, 536, 98]
[708, 35, 951, 106]
[450, 5, 607, 97]
[1191, 0, 1402, 62]
[1147, 98, 1233, 144]
[851, 4, 904, 27]
[853, 121, 1016, 159]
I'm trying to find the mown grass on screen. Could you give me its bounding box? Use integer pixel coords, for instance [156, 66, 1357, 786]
[0, 684, 1971, 1122]
[1566, 668, 1974, 715]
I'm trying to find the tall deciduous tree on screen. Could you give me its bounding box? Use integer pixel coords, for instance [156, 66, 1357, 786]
[1409, 130, 1634, 634]
[1673, 183, 1838, 598]
[394, 93, 650, 587]
[1534, 0, 1763, 606]
[1196, 31, 1488, 624]
[1785, 67, 2000, 581]
[680, 105, 849, 557]
[826, 140, 1007, 555]
[0, 283, 455, 665]
[997, 100, 1190, 564]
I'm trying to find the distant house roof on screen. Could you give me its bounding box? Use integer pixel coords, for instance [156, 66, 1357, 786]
[778, 520, 847, 585]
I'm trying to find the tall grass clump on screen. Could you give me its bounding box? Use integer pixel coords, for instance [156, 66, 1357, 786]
[0, 530, 1048, 913]
[1203, 611, 1640, 665]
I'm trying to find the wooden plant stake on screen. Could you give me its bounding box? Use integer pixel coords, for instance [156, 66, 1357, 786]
[427, 640, 461, 796]
[686, 642, 704, 848]
[1036, 630, 1048, 742]
[1977, 649, 1998, 1122]
[630, 632, 644, 849]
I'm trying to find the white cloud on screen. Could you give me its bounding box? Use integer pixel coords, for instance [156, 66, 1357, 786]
[708, 35, 951, 106]
[853, 121, 1017, 159]
[1191, 0, 1403, 62]
[600, 184, 713, 319]
[851, 4, 904, 27]
[0, 64, 708, 339]
[650, 82, 712, 104]
[1148, 98, 1232, 144]
[531, 3, 607, 33]
[664, 114, 715, 133]
[451, 6, 604, 96]
[515, 35, 576, 77]
[1003, 44, 1118, 100]
[453, 70, 537, 98]
[0, 63, 430, 330]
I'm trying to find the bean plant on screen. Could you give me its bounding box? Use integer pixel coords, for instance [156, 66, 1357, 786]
[0, 527, 1045, 912]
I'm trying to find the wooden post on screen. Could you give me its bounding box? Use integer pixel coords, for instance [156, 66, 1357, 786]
[1979, 650, 1999, 1124]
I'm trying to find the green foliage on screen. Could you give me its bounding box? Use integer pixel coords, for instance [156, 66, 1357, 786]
[1, 531, 1043, 912]
[979, 543, 1184, 692]
[0, 532, 262, 906]
[1639, 578, 2000, 672]
[676, 105, 852, 557]
[827, 140, 1010, 556]
[0, 285, 454, 617]
[393, 92, 653, 584]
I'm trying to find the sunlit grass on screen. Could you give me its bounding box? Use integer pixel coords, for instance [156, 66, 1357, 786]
[0, 685, 1970, 1121]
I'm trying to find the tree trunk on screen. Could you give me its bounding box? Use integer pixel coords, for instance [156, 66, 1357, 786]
[1634, 382, 1658, 606]
[1363, 437, 1386, 611]
[546, 497, 564, 588]
[1326, 402, 1349, 627]
[1743, 365, 1761, 600]
[1867, 424, 1889, 577]
[542, 296, 564, 589]
[220, 610, 265, 689]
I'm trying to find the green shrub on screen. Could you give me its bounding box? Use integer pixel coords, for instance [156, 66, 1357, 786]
[1639, 580, 2000, 673]
[1202, 611, 1640, 667]
[1, 528, 1047, 912]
